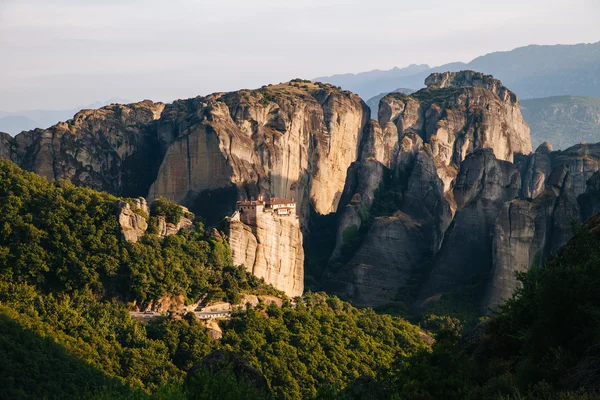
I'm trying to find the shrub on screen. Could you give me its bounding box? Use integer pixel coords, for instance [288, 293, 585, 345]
[151, 197, 183, 225]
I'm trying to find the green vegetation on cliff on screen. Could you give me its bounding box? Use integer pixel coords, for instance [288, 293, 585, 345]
[4, 155, 600, 399]
[0, 159, 253, 306]
[0, 159, 427, 399]
[339, 222, 600, 399]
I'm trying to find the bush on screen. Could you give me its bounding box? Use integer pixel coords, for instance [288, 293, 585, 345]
[151, 197, 183, 225]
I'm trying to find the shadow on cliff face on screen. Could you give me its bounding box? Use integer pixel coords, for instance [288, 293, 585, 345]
[303, 206, 338, 291]
[184, 186, 239, 226]
[120, 135, 164, 198]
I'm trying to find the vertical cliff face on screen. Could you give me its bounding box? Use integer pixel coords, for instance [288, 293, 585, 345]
[322, 70, 600, 314]
[0, 133, 13, 161]
[226, 210, 304, 297]
[379, 70, 531, 195]
[521, 142, 554, 199]
[324, 70, 600, 314]
[325, 71, 530, 308]
[0, 81, 368, 299]
[483, 164, 581, 311]
[5, 72, 600, 314]
[479, 141, 600, 311]
[485, 200, 536, 308]
[579, 172, 600, 220]
[0, 82, 368, 227]
[549, 143, 600, 196]
[4, 101, 166, 197]
[520, 142, 600, 199]
[415, 149, 521, 309]
[326, 148, 451, 307]
[147, 81, 369, 224]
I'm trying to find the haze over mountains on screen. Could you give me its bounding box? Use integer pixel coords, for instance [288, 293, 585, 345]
[521, 95, 600, 149]
[316, 41, 600, 101]
[0, 98, 130, 135]
[325, 42, 600, 150]
[3, 42, 599, 151]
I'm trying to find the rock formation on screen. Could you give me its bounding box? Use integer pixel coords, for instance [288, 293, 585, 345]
[0, 80, 368, 299]
[226, 206, 304, 298]
[379, 70, 531, 194]
[483, 163, 581, 311]
[579, 172, 600, 220]
[0, 132, 13, 161]
[155, 215, 194, 238]
[116, 198, 193, 242]
[326, 71, 529, 308]
[117, 198, 149, 243]
[326, 147, 451, 307]
[325, 71, 600, 314]
[4, 71, 600, 315]
[0, 81, 368, 227]
[485, 200, 536, 307]
[147, 81, 369, 224]
[416, 149, 521, 309]
[1, 101, 166, 197]
[521, 141, 553, 199]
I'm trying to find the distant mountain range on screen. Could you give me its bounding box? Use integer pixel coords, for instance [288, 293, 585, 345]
[315, 41, 600, 101]
[0, 98, 130, 135]
[521, 95, 600, 150]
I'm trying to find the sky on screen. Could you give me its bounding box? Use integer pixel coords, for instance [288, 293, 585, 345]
[0, 0, 599, 112]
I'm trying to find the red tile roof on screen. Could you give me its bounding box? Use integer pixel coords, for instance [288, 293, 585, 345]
[266, 198, 294, 205]
[237, 197, 295, 207]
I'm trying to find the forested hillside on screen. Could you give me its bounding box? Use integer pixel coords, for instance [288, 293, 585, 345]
[343, 220, 600, 399]
[521, 95, 600, 149]
[0, 159, 427, 399]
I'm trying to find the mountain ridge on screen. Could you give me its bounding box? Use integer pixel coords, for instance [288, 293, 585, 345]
[0, 98, 131, 136]
[315, 41, 600, 100]
[3, 70, 600, 319]
[521, 95, 600, 149]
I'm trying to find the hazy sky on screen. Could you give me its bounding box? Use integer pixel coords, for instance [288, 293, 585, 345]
[0, 0, 599, 111]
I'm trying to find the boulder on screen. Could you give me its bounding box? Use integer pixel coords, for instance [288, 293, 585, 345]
[117, 201, 148, 243]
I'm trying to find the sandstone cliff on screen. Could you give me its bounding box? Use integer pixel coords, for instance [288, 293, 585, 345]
[325, 71, 600, 314]
[325, 71, 529, 308]
[579, 172, 600, 221]
[2, 101, 166, 197]
[0, 81, 368, 300]
[326, 148, 450, 307]
[0, 81, 368, 228]
[482, 162, 582, 311]
[6, 72, 600, 316]
[379, 70, 531, 194]
[0, 132, 13, 161]
[116, 197, 194, 242]
[117, 198, 149, 243]
[147, 81, 369, 224]
[226, 210, 304, 297]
